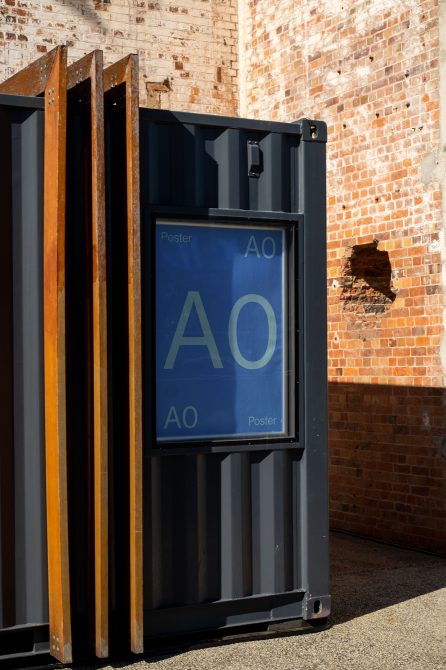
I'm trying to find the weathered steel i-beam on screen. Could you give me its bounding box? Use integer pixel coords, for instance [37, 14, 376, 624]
[0, 45, 72, 664]
[67, 49, 109, 660]
[103, 54, 143, 655]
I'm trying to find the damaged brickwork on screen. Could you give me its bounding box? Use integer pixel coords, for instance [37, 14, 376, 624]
[0, 0, 238, 115]
[341, 241, 396, 316]
[239, 0, 446, 554]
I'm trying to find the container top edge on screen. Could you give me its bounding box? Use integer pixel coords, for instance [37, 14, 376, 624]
[0, 93, 44, 110]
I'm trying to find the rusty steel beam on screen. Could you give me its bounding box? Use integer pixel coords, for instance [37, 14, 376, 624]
[103, 54, 143, 655]
[0, 48, 59, 97]
[67, 50, 109, 660]
[41, 45, 72, 666]
[0, 46, 143, 660]
[0, 46, 72, 664]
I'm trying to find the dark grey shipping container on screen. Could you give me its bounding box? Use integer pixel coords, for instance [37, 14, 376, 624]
[137, 110, 329, 639]
[0, 95, 49, 660]
[0, 97, 329, 659]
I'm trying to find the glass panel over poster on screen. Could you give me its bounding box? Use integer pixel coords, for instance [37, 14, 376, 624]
[155, 220, 290, 443]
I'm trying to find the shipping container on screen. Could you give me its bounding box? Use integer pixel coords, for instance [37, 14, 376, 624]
[128, 110, 330, 641]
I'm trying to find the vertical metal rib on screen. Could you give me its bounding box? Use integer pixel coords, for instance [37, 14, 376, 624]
[258, 133, 290, 212]
[213, 129, 248, 210]
[158, 457, 175, 606]
[279, 450, 293, 593]
[252, 451, 294, 595]
[255, 453, 275, 594]
[292, 451, 302, 590]
[154, 456, 204, 607]
[146, 122, 161, 205]
[220, 453, 252, 600]
[196, 454, 208, 602]
[193, 125, 204, 208]
[149, 457, 162, 609]
[180, 456, 199, 604]
[177, 124, 196, 208]
[201, 127, 219, 208]
[196, 455, 222, 602]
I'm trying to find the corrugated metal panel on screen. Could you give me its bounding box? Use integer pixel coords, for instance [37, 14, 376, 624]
[140, 111, 300, 213]
[147, 450, 302, 611]
[138, 110, 329, 641]
[0, 98, 49, 657]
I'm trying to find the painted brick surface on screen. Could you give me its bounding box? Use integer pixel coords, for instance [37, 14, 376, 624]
[240, 0, 446, 553]
[0, 0, 238, 115]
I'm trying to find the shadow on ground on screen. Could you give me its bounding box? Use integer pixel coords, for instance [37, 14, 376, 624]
[330, 531, 446, 624]
[70, 532, 446, 669]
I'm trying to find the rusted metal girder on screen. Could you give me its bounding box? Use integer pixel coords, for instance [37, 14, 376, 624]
[67, 50, 109, 660]
[0, 46, 142, 661]
[103, 54, 143, 655]
[0, 45, 73, 665]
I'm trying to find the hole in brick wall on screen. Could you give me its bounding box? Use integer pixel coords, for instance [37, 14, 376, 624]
[341, 241, 396, 315]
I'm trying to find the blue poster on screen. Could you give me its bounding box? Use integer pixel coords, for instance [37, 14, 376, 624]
[156, 220, 287, 442]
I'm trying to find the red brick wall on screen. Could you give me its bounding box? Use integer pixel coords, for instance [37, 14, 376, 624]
[330, 383, 446, 554]
[240, 0, 446, 554]
[0, 0, 238, 115]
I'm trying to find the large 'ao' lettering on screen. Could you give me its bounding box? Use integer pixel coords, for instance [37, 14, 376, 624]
[164, 290, 223, 369]
[164, 291, 277, 370]
[164, 405, 198, 430]
[244, 235, 276, 259]
[228, 294, 277, 369]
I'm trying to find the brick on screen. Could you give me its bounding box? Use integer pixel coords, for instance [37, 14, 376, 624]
[0, 0, 238, 115]
[241, 0, 446, 554]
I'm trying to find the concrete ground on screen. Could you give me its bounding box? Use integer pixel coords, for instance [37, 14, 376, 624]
[82, 533, 446, 670]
